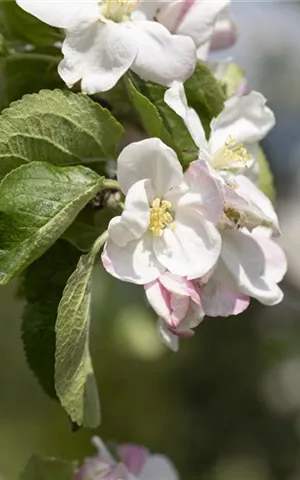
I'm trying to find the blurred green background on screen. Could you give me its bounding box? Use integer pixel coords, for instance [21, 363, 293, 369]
[1, 1, 300, 480]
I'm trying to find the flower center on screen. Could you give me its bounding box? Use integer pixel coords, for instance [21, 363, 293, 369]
[149, 198, 173, 237]
[100, 0, 139, 22]
[211, 135, 251, 171]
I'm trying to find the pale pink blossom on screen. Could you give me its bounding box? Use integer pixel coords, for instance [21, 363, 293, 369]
[145, 271, 204, 351]
[73, 437, 179, 480]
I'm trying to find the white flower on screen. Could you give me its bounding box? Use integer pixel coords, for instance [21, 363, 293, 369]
[156, 0, 234, 60]
[202, 226, 287, 315]
[17, 0, 196, 94]
[102, 138, 222, 284]
[165, 82, 278, 232]
[74, 436, 179, 480]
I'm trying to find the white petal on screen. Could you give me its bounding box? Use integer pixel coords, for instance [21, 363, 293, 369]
[130, 21, 196, 86]
[102, 232, 164, 285]
[221, 229, 284, 305]
[209, 91, 275, 154]
[59, 20, 137, 93]
[153, 209, 221, 279]
[181, 160, 223, 223]
[202, 272, 250, 317]
[117, 138, 183, 196]
[177, 0, 229, 49]
[135, 0, 162, 20]
[108, 179, 151, 247]
[157, 318, 179, 352]
[233, 175, 280, 234]
[164, 81, 206, 148]
[252, 227, 287, 283]
[16, 0, 93, 28]
[140, 454, 179, 480]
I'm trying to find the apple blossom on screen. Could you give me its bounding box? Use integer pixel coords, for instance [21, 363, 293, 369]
[73, 436, 179, 480]
[156, 0, 236, 60]
[145, 271, 204, 351]
[102, 138, 222, 284]
[165, 83, 279, 233]
[16, 0, 196, 94]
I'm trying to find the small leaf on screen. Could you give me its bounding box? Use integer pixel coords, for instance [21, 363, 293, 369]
[125, 76, 199, 168]
[257, 146, 275, 203]
[20, 455, 76, 480]
[22, 240, 81, 399]
[55, 232, 108, 428]
[0, 0, 63, 47]
[0, 162, 104, 284]
[185, 62, 226, 137]
[0, 89, 124, 179]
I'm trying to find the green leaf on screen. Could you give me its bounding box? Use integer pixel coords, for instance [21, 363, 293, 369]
[125, 75, 199, 168]
[185, 62, 226, 137]
[55, 233, 108, 428]
[0, 89, 124, 179]
[257, 146, 275, 203]
[22, 241, 81, 399]
[0, 162, 104, 284]
[20, 455, 76, 480]
[0, 52, 62, 111]
[0, 0, 63, 47]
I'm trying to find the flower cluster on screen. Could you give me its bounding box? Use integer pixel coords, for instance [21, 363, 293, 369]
[16, 0, 286, 352]
[102, 88, 286, 349]
[73, 437, 178, 480]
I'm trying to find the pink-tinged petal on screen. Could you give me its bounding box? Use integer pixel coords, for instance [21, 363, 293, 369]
[130, 21, 196, 86]
[170, 293, 190, 326]
[176, 0, 229, 49]
[145, 279, 172, 323]
[118, 445, 149, 476]
[182, 160, 224, 223]
[164, 82, 206, 149]
[117, 138, 183, 196]
[157, 318, 179, 352]
[16, 0, 93, 28]
[170, 299, 204, 334]
[153, 210, 221, 279]
[221, 229, 284, 306]
[202, 274, 250, 317]
[108, 179, 151, 248]
[102, 233, 165, 285]
[252, 227, 287, 283]
[139, 454, 179, 480]
[159, 272, 201, 305]
[210, 8, 238, 51]
[209, 91, 275, 154]
[59, 20, 137, 93]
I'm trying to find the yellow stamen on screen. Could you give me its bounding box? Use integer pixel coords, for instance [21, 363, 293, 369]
[149, 198, 173, 237]
[212, 135, 251, 171]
